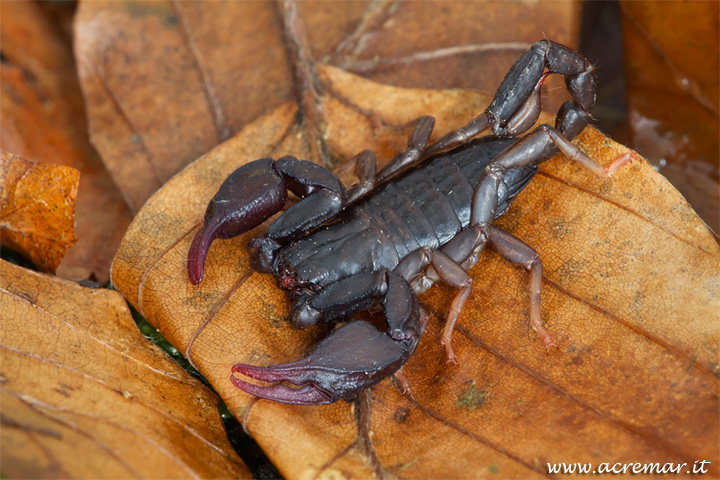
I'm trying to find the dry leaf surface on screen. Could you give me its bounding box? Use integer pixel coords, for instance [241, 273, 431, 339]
[112, 66, 720, 479]
[0, 260, 250, 479]
[74, 0, 577, 212]
[0, 1, 132, 281]
[0, 152, 78, 273]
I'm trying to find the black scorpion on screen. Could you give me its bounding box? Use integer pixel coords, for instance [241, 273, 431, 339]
[187, 40, 630, 405]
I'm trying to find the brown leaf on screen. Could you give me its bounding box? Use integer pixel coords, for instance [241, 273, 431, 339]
[74, 0, 577, 212]
[621, 1, 719, 233]
[0, 260, 250, 479]
[0, 1, 132, 282]
[74, 0, 294, 213]
[323, 0, 577, 111]
[112, 66, 720, 478]
[0, 152, 78, 273]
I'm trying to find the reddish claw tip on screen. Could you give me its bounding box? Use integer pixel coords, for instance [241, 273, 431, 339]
[230, 321, 419, 405]
[231, 361, 335, 405]
[187, 220, 221, 285]
[230, 372, 332, 405]
[187, 159, 291, 285]
[187, 230, 207, 285]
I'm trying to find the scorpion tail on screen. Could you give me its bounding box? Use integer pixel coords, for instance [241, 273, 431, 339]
[231, 320, 419, 405]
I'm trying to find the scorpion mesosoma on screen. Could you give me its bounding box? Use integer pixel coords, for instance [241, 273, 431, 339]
[187, 40, 629, 405]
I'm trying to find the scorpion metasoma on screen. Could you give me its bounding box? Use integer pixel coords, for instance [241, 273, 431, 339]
[187, 40, 630, 405]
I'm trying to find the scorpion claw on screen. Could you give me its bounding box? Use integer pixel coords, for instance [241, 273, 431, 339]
[230, 374, 332, 404]
[188, 159, 288, 285]
[231, 321, 418, 405]
[188, 216, 229, 285]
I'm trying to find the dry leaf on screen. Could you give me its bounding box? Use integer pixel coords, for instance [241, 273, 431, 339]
[112, 66, 720, 479]
[0, 1, 132, 282]
[0, 152, 78, 273]
[0, 260, 250, 479]
[74, 0, 293, 213]
[74, 0, 577, 212]
[620, 1, 719, 233]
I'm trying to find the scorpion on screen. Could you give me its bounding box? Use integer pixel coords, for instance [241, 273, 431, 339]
[187, 40, 629, 405]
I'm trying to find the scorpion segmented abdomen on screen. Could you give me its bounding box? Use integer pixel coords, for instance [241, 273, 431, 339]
[401, 169, 463, 246]
[362, 174, 458, 258]
[355, 136, 535, 262]
[373, 182, 441, 248]
[426, 156, 476, 227]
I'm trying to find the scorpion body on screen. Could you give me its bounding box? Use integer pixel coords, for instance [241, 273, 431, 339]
[277, 137, 534, 297]
[187, 40, 631, 405]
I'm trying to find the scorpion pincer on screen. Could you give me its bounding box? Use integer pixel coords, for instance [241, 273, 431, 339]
[187, 40, 630, 405]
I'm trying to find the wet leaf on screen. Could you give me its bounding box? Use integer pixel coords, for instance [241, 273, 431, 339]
[0, 0, 132, 282]
[112, 65, 720, 479]
[74, 0, 577, 212]
[0, 152, 78, 273]
[0, 260, 250, 479]
[621, 1, 719, 233]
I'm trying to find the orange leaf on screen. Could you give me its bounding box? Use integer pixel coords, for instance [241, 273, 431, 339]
[0, 152, 78, 273]
[0, 1, 132, 281]
[0, 260, 250, 479]
[112, 66, 720, 478]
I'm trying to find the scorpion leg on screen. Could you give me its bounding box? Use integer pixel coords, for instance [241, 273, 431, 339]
[344, 149, 377, 204]
[422, 113, 491, 158]
[345, 116, 436, 204]
[443, 216, 555, 351]
[188, 156, 347, 284]
[376, 116, 435, 182]
[343, 116, 439, 204]
[231, 270, 422, 404]
[342, 114, 435, 204]
[444, 212, 554, 351]
[462, 113, 617, 349]
[396, 248, 477, 363]
[491, 124, 628, 178]
[485, 225, 554, 351]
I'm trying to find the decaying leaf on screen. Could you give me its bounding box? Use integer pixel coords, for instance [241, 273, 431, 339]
[74, 0, 577, 213]
[0, 152, 78, 273]
[0, 0, 132, 282]
[0, 260, 250, 479]
[112, 66, 720, 478]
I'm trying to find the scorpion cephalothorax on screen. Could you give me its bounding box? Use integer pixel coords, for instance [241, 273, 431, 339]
[187, 40, 631, 405]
